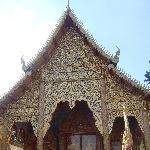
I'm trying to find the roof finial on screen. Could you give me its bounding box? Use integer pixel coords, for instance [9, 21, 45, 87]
[113, 45, 120, 64]
[21, 55, 31, 75]
[67, 0, 70, 10]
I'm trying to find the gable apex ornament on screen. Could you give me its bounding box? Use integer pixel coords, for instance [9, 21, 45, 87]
[0, 5, 148, 104]
[67, 0, 71, 10]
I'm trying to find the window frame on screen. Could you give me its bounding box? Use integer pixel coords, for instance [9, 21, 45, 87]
[65, 133, 98, 150]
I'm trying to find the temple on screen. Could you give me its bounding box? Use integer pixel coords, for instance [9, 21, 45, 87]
[0, 6, 150, 150]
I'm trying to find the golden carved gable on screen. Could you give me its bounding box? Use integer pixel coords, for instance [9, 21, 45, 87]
[106, 74, 146, 133]
[42, 27, 106, 137]
[4, 80, 39, 136]
[2, 10, 149, 144]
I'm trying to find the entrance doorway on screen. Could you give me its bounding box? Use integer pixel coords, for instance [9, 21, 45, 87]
[8, 122, 37, 150]
[44, 101, 104, 150]
[110, 116, 145, 150]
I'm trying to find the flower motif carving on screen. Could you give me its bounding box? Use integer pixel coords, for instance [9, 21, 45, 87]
[3, 27, 148, 143]
[4, 80, 39, 136]
[106, 76, 145, 134]
[42, 28, 106, 137]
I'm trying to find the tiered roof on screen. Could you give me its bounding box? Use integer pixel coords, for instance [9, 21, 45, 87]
[0, 7, 149, 108]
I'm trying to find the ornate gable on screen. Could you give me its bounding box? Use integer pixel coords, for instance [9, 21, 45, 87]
[42, 25, 108, 136]
[0, 8, 150, 144]
[0, 8, 149, 107]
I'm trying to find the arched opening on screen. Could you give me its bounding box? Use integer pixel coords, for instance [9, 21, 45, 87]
[110, 116, 145, 150]
[110, 117, 124, 150]
[44, 100, 103, 150]
[8, 122, 37, 150]
[128, 116, 145, 150]
[44, 101, 103, 150]
[43, 101, 71, 150]
[60, 100, 103, 150]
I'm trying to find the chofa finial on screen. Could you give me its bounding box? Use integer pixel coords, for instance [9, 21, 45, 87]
[21, 55, 31, 75]
[107, 45, 121, 68]
[68, 0, 70, 7]
[21, 55, 26, 72]
[113, 45, 120, 64]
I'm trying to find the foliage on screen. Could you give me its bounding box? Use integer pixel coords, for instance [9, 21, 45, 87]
[144, 61, 150, 84]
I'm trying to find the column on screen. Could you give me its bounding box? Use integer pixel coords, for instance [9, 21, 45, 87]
[100, 77, 110, 150]
[37, 81, 45, 150]
[0, 117, 9, 150]
[142, 109, 150, 150]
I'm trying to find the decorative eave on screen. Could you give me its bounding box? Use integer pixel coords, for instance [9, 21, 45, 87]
[0, 8, 150, 107]
[24, 8, 117, 70]
[114, 66, 150, 95]
[0, 73, 32, 107]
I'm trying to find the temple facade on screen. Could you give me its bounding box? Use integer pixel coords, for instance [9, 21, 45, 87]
[0, 7, 150, 150]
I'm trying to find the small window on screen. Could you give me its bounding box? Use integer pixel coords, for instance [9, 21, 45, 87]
[67, 134, 96, 150]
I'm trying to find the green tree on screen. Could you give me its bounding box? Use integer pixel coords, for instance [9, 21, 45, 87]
[145, 61, 150, 84]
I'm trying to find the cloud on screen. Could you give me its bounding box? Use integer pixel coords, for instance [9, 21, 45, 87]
[0, 5, 55, 95]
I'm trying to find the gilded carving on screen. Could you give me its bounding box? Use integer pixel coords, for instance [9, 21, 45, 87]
[41, 27, 147, 139]
[4, 80, 39, 136]
[43, 28, 104, 137]
[106, 76, 145, 133]
[2, 24, 149, 150]
[43, 79, 103, 137]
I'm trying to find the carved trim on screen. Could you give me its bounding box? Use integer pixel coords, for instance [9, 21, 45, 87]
[43, 79, 103, 137]
[108, 110, 144, 134]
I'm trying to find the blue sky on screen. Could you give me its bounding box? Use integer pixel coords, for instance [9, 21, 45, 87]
[0, 0, 150, 95]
